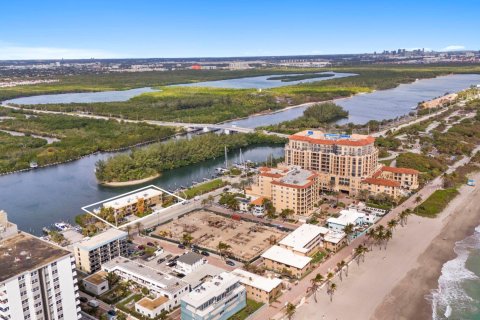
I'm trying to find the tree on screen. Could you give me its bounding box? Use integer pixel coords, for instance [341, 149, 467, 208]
[279, 208, 294, 221]
[337, 260, 348, 280]
[217, 241, 231, 260]
[387, 219, 398, 232]
[343, 223, 355, 243]
[126, 225, 132, 240]
[135, 221, 143, 235]
[182, 233, 194, 247]
[262, 198, 276, 219]
[285, 302, 296, 320]
[354, 245, 368, 265]
[384, 229, 393, 249]
[307, 273, 324, 302]
[105, 272, 120, 287]
[327, 282, 337, 302]
[414, 195, 423, 213]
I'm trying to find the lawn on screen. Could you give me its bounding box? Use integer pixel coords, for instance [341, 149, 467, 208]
[415, 188, 459, 218]
[311, 251, 326, 264]
[228, 299, 264, 320]
[183, 179, 226, 199]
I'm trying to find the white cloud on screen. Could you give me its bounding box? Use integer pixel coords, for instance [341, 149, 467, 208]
[441, 45, 465, 51]
[0, 45, 119, 60]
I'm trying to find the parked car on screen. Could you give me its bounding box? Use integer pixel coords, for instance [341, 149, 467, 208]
[201, 251, 210, 256]
[192, 248, 200, 253]
[167, 261, 177, 267]
[146, 242, 155, 247]
[226, 260, 235, 266]
[157, 258, 166, 264]
[79, 297, 88, 303]
[178, 244, 186, 249]
[87, 300, 100, 308]
[165, 254, 173, 260]
[137, 245, 145, 250]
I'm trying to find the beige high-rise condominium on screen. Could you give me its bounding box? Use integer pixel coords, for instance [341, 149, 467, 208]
[285, 130, 379, 195]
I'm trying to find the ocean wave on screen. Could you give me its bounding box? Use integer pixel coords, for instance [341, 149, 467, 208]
[430, 225, 480, 320]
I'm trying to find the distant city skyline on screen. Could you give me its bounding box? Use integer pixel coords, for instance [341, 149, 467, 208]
[1, 0, 479, 60]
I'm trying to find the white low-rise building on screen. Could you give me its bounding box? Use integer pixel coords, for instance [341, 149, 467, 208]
[261, 245, 312, 278]
[135, 295, 170, 319]
[278, 223, 330, 256]
[174, 252, 207, 275]
[231, 269, 283, 304]
[327, 208, 366, 232]
[82, 271, 109, 296]
[102, 258, 189, 309]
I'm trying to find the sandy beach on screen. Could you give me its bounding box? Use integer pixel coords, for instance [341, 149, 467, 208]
[295, 172, 480, 320]
[100, 173, 161, 187]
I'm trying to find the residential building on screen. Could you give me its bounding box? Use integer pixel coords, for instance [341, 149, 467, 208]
[0, 212, 80, 320]
[372, 166, 419, 190]
[135, 296, 170, 319]
[103, 188, 163, 216]
[231, 269, 282, 304]
[73, 228, 128, 273]
[82, 271, 109, 296]
[285, 130, 378, 194]
[247, 165, 320, 216]
[323, 231, 347, 252]
[278, 223, 330, 256]
[327, 208, 366, 232]
[102, 258, 189, 310]
[182, 265, 225, 290]
[180, 272, 246, 320]
[175, 252, 206, 275]
[261, 245, 312, 279]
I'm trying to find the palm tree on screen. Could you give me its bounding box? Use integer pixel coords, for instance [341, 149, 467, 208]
[105, 272, 120, 287]
[398, 210, 408, 227]
[326, 271, 334, 287]
[343, 223, 355, 243]
[217, 241, 231, 260]
[285, 302, 296, 320]
[135, 221, 143, 235]
[383, 229, 393, 249]
[307, 273, 324, 302]
[126, 225, 132, 240]
[327, 283, 337, 302]
[354, 245, 368, 265]
[337, 260, 348, 280]
[414, 195, 423, 213]
[365, 228, 376, 250]
[182, 233, 194, 247]
[387, 219, 398, 232]
[279, 208, 294, 221]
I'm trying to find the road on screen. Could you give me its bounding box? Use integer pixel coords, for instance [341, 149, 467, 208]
[251, 144, 480, 320]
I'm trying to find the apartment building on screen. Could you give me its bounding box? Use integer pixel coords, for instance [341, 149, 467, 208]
[247, 165, 320, 216]
[102, 258, 189, 311]
[278, 223, 329, 256]
[0, 212, 80, 320]
[285, 130, 379, 194]
[102, 188, 163, 216]
[372, 166, 420, 190]
[231, 269, 282, 304]
[73, 228, 128, 273]
[261, 245, 312, 279]
[180, 272, 246, 320]
[174, 252, 206, 275]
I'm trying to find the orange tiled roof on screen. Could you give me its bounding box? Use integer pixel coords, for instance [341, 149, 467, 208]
[289, 134, 375, 147]
[362, 178, 400, 187]
[260, 172, 284, 178]
[251, 197, 266, 206]
[271, 180, 316, 189]
[381, 166, 419, 175]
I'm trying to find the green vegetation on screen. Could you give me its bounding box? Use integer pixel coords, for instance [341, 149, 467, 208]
[183, 179, 226, 199]
[219, 192, 241, 210]
[375, 136, 401, 150]
[228, 299, 264, 320]
[0, 110, 176, 174]
[261, 103, 348, 134]
[311, 251, 326, 264]
[95, 133, 287, 183]
[267, 73, 334, 82]
[396, 152, 447, 181]
[415, 188, 459, 218]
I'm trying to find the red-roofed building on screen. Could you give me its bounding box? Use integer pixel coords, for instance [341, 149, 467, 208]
[371, 166, 419, 190]
[285, 130, 378, 195]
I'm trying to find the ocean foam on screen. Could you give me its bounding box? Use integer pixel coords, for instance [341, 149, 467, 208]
[430, 225, 480, 320]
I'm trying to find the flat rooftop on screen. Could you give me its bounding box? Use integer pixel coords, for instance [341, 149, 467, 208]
[0, 232, 71, 283]
[181, 272, 239, 308]
[182, 264, 225, 289]
[74, 228, 127, 251]
[327, 208, 365, 227]
[136, 296, 169, 311]
[103, 188, 163, 209]
[103, 258, 187, 294]
[261, 245, 311, 269]
[289, 130, 375, 147]
[275, 167, 316, 187]
[323, 231, 346, 244]
[231, 268, 282, 292]
[279, 223, 329, 253]
[177, 252, 204, 266]
[84, 271, 107, 286]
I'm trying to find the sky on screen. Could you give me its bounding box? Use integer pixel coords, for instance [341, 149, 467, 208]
[0, 0, 479, 60]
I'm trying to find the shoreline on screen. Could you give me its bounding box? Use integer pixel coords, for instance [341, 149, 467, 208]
[293, 171, 480, 320]
[99, 173, 161, 187]
[373, 172, 480, 320]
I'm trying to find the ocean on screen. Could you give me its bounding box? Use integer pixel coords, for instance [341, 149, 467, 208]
[431, 225, 480, 320]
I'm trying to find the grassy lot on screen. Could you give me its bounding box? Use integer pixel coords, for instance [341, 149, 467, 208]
[415, 188, 459, 218]
[183, 179, 226, 199]
[311, 251, 326, 264]
[228, 299, 264, 320]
